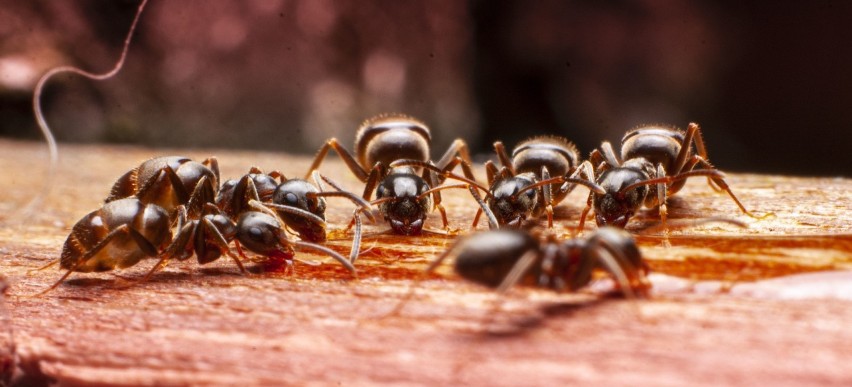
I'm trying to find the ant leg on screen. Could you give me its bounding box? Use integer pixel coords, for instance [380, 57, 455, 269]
[28, 259, 60, 274]
[495, 250, 540, 293]
[306, 138, 369, 181]
[576, 191, 594, 236]
[599, 141, 622, 167]
[361, 164, 384, 202]
[655, 164, 669, 231]
[493, 141, 516, 175]
[137, 221, 194, 284]
[468, 185, 499, 230]
[434, 139, 473, 173]
[201, 218, 247, 274]
[676, 122, 723, 191]
[470, 208, 483, 230]
[541, 166, 554, 229]
[422, 165, 450, 231]
[594, 238, 650, 297]
[386, 236, 465, 316]
[185, 175, 216, 218]
[202, 157, 220, 186]
[38, 224, 152, 295]
[687, 156, 770, 219]
[268, 170, 286, 183]
[484, 160, 499, 187]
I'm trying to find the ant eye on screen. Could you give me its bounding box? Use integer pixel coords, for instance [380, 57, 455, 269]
[248, 226, 269, 243]
[284, 192, 299, 204]
[526, 190, 536, 198]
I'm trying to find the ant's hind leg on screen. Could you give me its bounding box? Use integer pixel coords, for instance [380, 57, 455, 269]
[493, 141, 516, 174]
[686, 156, 771, 219]
[435, 139, 472, 172]
[306, 138, 370, 182]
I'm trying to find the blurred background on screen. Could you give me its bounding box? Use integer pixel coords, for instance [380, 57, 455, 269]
[0, 0, 850, 176]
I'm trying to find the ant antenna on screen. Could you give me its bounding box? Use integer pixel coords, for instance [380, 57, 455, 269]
[21, 0, 149, 221]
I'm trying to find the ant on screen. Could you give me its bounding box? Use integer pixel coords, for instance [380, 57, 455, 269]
[582, 123, 768, 230]
[37, 198, 355, 295]
[425, 227, 650, 298]
[216, 167, 373, 243]
[469, 136, 605, 229]
[106, 156, 220, 217]
[307, 113, 475, 235]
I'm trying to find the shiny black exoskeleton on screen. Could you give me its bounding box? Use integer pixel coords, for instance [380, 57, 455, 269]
[584, 123, 763, 229]
[427, 227, 650, 296]
[307, 113, 474, 235]
[477, 136, 603, 229]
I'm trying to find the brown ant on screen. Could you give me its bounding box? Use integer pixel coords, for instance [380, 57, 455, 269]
[106, 156, 220, 217]
[307, 113, 475, 235]
[216, 167, 373, 243]
[37, 198, 355, 295]
[470, 136, 605, 229]
[582, 123, 768, 229]
[425, 227, 650, 297]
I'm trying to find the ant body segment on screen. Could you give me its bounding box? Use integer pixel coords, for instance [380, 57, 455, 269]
[584, 123, 766, 229]
[307, 113, 475, 235]
[106, 156, 220, 217]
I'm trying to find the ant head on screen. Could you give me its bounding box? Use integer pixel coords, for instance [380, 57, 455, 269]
[273, 179, 327, 242]
[488, 175, 538, 227]
[235, 211, 294, 262]
[376, 173, 431, 235]
[593, 168, 649, 228]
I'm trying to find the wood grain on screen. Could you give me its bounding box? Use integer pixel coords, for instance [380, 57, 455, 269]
[1, 139, 851, 386]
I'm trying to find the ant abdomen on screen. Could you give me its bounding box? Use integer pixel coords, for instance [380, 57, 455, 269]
[453, 230, 539, 288]
[60, 198, 171, 273]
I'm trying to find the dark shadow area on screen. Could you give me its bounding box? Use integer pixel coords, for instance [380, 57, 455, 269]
[1, 1, 849, 176]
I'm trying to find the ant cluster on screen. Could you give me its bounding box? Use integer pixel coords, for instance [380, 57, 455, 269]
[40, 113, 762, 300]
[29, 1, 766, 304]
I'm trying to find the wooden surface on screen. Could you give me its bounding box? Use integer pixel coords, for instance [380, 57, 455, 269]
[1, 139, 851, 386]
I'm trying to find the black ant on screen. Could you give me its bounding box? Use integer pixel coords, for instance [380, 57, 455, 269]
[470, 136, 605, 229]
[582, 123, 769, 229]
[37, 198, 356, 295]
[425, 227, 650, 298]
[216, 167, 373, 243]
[307, 113, 475, 235]
[106, 156, 220, 217]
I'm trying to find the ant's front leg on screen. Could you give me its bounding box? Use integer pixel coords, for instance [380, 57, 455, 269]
[541, 166, 555, 229]
[423, 164, 451, 232]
